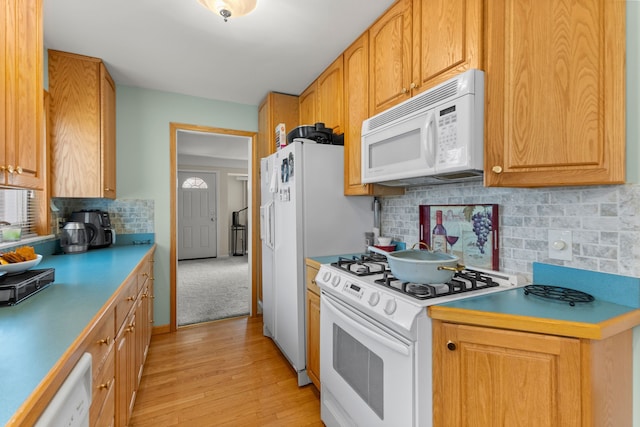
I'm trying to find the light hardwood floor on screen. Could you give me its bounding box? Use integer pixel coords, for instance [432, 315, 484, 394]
[130, 316, 323, 426]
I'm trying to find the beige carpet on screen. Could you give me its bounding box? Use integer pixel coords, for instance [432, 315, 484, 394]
[177, 256, 249, 326]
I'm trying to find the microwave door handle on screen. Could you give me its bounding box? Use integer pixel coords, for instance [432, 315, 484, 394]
[424, 112, 436, 168]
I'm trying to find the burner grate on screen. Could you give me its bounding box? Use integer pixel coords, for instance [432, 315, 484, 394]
[374, 270, 499, 300]
[332, 255, 387, 276]
[523, 284, 594, 306]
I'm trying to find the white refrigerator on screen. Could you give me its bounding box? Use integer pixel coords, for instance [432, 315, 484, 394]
[260, 140, 373, 386]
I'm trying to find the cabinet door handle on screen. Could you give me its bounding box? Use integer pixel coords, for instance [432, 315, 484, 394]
[447, 340, 457, 351]
[98, 379, 113, 390]
[401, 87, 408, 94]
[97, 336, 112, 346]
[492, 166, 503, 174]
[410, 82, 417, 89]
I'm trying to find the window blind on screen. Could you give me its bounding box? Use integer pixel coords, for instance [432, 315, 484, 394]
[0, 189, 38, 240]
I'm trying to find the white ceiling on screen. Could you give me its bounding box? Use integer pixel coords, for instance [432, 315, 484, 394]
[43, 0, 395, 165]
[43, 0, 395, 106]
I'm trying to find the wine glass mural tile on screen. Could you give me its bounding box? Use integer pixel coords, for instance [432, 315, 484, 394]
[419, 204, 499, 270]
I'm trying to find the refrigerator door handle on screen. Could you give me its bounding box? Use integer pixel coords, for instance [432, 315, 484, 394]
[260, 201, 275, 249]
[260, 205, 267, 241]
[267, 202, 275, 249]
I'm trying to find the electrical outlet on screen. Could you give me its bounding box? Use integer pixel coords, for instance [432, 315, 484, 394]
[548, 230, 572, 261]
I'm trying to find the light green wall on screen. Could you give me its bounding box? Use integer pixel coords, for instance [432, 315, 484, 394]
[115, 86, 258, 326]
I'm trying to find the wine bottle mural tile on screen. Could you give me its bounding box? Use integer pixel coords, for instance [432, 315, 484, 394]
[419, 204, 499, 270]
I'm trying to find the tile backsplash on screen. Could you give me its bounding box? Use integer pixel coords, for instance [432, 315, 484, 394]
[52, 198, 154, 235]
[380, 182, 640, 280]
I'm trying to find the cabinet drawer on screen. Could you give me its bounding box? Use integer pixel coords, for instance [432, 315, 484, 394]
[94, 383, 115, 427]
[90, 348, 115, 427]
[84, 309, 115, 377]
[115, 276, 138, 331]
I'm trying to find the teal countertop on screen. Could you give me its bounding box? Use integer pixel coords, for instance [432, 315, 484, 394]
[434, 287, 637, 324]
[430, 263, 640, 339]
[0, 244, 155, 426]
[307, 253, 364, 265]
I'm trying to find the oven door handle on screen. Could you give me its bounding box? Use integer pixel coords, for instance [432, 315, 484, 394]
[322, 294, 410, 356]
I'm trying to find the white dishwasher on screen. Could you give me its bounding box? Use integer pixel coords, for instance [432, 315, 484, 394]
[35, 352, 92, 427]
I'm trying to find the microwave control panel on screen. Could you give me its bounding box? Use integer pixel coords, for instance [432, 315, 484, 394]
[436, 105, 462, 165]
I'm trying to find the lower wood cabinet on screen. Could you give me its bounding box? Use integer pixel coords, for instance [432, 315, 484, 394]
[86, 310, 115, 427]
[305, 261, 321, 389]
[91, 350, 115, 427]
[82, 247, 155, 427]
[115, 309, 136, 427]
[432, 320, 632, 426]
[115, 249, 155, 427]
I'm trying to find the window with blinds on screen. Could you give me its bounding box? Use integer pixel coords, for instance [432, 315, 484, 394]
[0, 189, 38, 240]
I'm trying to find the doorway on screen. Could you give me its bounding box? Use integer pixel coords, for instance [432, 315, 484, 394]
[170, 123, 257, 331]
[177, 171, 218, 260]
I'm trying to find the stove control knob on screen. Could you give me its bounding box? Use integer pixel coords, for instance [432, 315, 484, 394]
[322, 271, 331, 282]
[331, 276, 341, 287]
[384, 298, 397, 315]
[368, 292, 380, 306]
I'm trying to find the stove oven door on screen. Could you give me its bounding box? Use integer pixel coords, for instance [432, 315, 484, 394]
[320, 292, 415, 427]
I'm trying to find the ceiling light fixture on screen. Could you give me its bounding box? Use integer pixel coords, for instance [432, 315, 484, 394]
[197, 0, 258, 22]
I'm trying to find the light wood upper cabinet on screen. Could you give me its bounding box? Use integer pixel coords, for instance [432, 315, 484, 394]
[316, 56, 344, 134]
[101, 63, 117, 199]
[433, 320, 633, 426]
[299, 55, 344, 134]
[298, 84, 317, 126]
[369, 0, 413, 116]
[343, 34, 404, 196]
[257, 92, 299, 159]
[49, 50, 117, 198]
[1, 0, 44, 190]
[484, 0, 625, 187]
[412, 0, 483, 92]
[369, 0, 483, 117]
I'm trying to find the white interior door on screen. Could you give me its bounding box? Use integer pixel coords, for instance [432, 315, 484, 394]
[178, 171, 218, 260]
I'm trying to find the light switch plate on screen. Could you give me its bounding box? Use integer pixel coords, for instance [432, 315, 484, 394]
[548, 229, 572, 261]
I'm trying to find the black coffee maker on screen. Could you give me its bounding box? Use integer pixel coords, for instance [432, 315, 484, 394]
[70, 209, 114, 248]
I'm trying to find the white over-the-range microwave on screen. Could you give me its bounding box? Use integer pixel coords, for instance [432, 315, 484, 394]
[361, 69, 484, 186]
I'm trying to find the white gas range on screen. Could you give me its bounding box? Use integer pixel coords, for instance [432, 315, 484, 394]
[315, 253, 526, 427]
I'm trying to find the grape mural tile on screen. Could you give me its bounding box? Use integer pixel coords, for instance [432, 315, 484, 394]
[419, 204, 499, 270]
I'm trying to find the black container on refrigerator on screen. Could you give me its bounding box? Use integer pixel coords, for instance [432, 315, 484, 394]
[70, 209, 114, 248]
